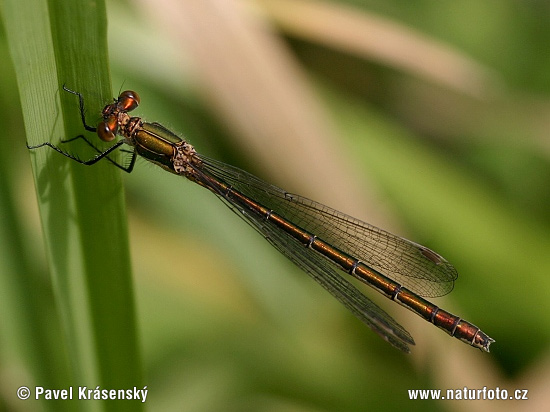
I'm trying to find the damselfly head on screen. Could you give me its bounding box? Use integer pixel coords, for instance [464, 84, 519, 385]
[117, 90, 140, 112]
[98, 116, 119, 142]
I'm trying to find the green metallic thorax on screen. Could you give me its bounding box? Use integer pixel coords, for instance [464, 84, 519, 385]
[129, 120, 183, 173]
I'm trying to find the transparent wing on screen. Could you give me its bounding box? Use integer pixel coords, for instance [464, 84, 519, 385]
[190, 163, 415, 352]
[197, 155, 457, 298]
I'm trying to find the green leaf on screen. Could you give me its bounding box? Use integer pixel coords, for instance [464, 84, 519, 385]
[2, 0, 143, 410]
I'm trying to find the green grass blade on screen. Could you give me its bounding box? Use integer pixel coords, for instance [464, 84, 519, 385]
[0, 27, 74, 412]
[2, 0, 143, 410]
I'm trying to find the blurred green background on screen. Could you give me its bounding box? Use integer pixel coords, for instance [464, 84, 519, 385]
[1, 0, 549, 411]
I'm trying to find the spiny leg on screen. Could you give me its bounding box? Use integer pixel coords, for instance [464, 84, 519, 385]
[27, 139, 130, 169]
[62, 85, 98, 133]
[59, 134, 136, 172]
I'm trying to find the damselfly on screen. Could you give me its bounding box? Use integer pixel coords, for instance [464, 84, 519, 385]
[28, 86, 494, 353]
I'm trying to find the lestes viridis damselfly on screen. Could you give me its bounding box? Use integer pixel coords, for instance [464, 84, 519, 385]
[28, 86, 494, 353]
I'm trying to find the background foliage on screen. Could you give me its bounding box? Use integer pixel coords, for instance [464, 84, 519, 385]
[1, 0, 549, 411]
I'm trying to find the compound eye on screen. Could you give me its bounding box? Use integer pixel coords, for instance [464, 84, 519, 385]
[118, 90, 140, 112]
[98, 117, 118, 142]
